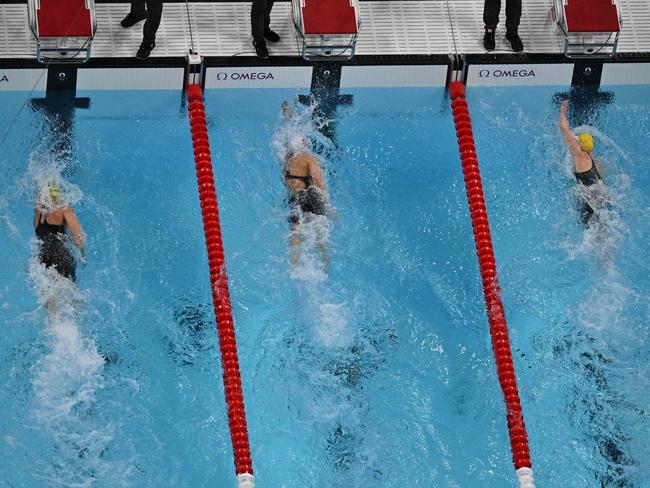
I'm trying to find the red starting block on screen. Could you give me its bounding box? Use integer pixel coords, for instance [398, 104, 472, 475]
[554, 0, 621, 58]
[292, 0, 361, 61]
[28, 0, 97, 63]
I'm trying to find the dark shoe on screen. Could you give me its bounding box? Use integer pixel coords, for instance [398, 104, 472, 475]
[253, 40, 269, 59]
[136, 41, 155, 59]
[483, 28, 495, 51]
[264, 28, 280, 43]
[506, 31, 524, 52]
[121, 12, 147, 28]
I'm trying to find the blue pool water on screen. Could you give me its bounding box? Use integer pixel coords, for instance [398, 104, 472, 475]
[0, 82, 649, 487]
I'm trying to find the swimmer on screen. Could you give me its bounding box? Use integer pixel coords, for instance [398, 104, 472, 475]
[34, 182, 85, 282]
[281, 101, 330, 267]
[559, 100, 607, 225]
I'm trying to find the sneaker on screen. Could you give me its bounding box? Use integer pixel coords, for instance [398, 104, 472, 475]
[264, 28, 280, 43]
[253, 40, 269, 59]
[121, 12, 147, 28]
[506, 31, 524, 52]
[136, 41, 155, 59]
[483, 28, 495, 51]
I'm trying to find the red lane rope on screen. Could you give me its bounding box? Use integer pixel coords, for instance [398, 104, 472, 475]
[186, 84, 253, 478]
[448, 82, 532, 474]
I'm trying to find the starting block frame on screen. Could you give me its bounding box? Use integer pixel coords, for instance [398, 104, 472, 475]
[552, 0, 621, 59]
[27, 0, 97, 63]
[292, 0, 361, 61]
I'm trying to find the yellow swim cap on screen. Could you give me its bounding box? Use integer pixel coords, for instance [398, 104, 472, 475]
[48, 183, 61, 203]
[578, 133, 594, 153]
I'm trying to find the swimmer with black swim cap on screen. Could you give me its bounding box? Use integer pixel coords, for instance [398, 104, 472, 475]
[559, 100, 607, 224]
[281, 101, 331, 267]
[34, 181, 85, 281]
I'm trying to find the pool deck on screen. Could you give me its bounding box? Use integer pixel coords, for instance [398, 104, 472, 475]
[0, 0, 649, 62]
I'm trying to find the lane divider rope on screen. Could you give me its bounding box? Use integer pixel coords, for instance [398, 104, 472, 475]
[186, 83, 255, 488]
[448, 81, 535, 488]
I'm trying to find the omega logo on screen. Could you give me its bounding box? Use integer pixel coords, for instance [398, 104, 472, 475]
[215, 71, 275, 81]
[478, 68, 536, 78]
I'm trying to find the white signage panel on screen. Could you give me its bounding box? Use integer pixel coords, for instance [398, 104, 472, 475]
[0, 69, 47, 91]
[467, 64, 573, 86]
[601, 63, 650, 85]
[77, 68, 185, 90]
[340, 65, 448, 88]
[205, 67, 312, 89]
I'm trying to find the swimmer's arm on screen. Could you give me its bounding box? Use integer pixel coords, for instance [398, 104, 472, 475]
[33, 209, 39, 227]
[559, 100, 582, 157]
[63, 207, 85, 252]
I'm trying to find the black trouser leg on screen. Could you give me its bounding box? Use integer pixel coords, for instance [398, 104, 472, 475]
[483, 0, 501, 29]
[142, 0, 163, 44]
[505, 0, 522, 33]
[265, 0, 274, 31]
[129, 0, 146, 17]
[251, 0, 274, 42]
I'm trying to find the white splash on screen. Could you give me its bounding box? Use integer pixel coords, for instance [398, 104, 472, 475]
[23, 153, 83, 213]
[289, 214, 331, 283]
[25, 156, 109, 485]
[560, 126, 630, 268]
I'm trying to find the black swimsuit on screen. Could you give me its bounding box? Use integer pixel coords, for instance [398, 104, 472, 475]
[35, 213, 76, 281]
[285, 172, 327, 225]
[575, 157, 603, 225]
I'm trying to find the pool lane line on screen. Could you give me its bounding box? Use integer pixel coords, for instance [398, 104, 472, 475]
[448, 81, 535, 488]
[186, 83, 254, 488]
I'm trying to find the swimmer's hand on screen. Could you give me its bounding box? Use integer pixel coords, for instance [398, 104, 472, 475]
[560, 100, 569, 113]
[282, 101, 293, 120]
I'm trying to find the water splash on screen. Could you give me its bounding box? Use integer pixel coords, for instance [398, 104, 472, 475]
[28, 248, 109, 486]
[558, 126, 630, 268]
[22, 152, 83, 212]
[555, 126, 649, 486]
[24, 151, 111, 486]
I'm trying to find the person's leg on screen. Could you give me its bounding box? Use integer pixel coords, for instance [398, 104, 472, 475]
[142, 0, 163, 44]
[263, 0, 280, 41]
[504, 0, 523, 51]
[121, 0, 147, 28]
[505, 0, 522, 34]
[251, 0, 270, 57]
[129, 0, 147, 17]
[251, 0, 267, 43]
[483, 0, 500, 50]
[483, 0, 501, 30]
[264, 0, 275, 31]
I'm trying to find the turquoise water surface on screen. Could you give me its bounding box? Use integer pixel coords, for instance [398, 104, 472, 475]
[0, 82, 648, 487]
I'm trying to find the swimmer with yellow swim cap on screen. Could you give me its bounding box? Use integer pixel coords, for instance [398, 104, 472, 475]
[34, 181, 85, 281]
[578, 132, 594, 153]
[559, 100, 607, 225]
[49, 183, 62, 204]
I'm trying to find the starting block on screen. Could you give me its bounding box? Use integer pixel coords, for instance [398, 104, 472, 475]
[553, 0, 621, 58]
[27, 0, 97, 63]
[292, 0, 361, 61]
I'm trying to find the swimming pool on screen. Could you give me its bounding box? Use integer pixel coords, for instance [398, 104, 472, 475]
[0, 80, 648, 487]
[466, 84, 650, 487]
